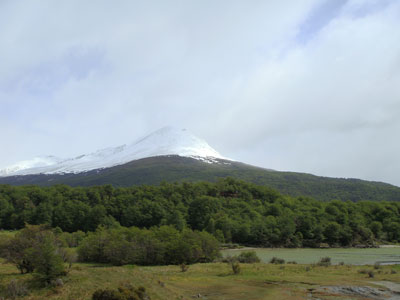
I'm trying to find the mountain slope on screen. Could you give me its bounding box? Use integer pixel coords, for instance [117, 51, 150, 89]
[1, 126, 399, 202]
[1, 155, 399, 202]
[0, 127, 225, 176]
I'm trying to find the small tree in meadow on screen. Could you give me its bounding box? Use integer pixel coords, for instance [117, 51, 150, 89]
[27, 235, 66, 284]
[0, 225, 66, 284]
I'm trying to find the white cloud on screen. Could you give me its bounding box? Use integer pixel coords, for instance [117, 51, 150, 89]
[1, 0, 400, 186]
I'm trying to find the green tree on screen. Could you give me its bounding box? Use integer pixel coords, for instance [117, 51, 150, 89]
[27, 235, 66, 284]
[0, 224, 66, 281]
[188, 196, 221, 230]
[370, 221, 383, 239]
[324, 222, 341, 245]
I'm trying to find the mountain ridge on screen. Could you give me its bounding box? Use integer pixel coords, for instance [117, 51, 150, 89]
[1, 127, 399, 202]
[0, 127, 226, 176]
[1, 155, 399, 202]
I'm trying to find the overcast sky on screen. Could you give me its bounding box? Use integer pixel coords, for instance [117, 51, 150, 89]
[1, 0, 400, 186]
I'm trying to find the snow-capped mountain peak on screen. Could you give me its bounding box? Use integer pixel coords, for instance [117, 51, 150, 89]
[0, 127, 227, 176]
[129, 126, 223, 159]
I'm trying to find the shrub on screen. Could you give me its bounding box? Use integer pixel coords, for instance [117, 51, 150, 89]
[77, 227, 111, 263]
[391, 269, 397, 274]
[2, 280, 29, 300]
[237, 251, 260, 263]
[78, 226, 220, 266]
[368, 270, 375, 278]
[92, 289, 120, 300]
[317, 257, 331, 267]
[92, 284, 149, 300]
[270, 257, 285, 264]
[287, 261, 297, 264]
[28, 235, 67, 284]
[52, 278, 64, 287]
[180, 263, 189, 272]
[221, 255, 236, 263]
[60, 231, 86, 247]
[0, 225, 42, 273]
[374, 262, 381, 270]
[339, 261, 345, 266]
[231, 261, 241, 275]
[358, 268, 375, 278]
[0, 225, 66, 283]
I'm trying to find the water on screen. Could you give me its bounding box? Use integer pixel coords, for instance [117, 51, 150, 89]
[222, 247, 400, 265]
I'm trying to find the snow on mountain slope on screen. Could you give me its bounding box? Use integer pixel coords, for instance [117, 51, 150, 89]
[0, 156, 63, 177]
[0, 127, 228, 176]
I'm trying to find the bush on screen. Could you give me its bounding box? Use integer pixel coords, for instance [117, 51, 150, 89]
[2, 279, 29, 300]
[231, 261, 241, 275]
[358, 268, 375, 278]
[28, 235, 67, 284]
[78, 226, 220, 266]
[221, 255, 236, 263]
[270, 257, 285, 264]
[368, 270, 375, 278]
[0, 225, 66, 283]
[374, 262, 381, 269]
[58, 247, 78, 269]
[237, 251, 260, 263]
[93, 289, 120, 300]
[317, 257, 331, 267]
[60, 231, 86, 247]
[0, 225, 42, 274]
[180, 263, 189, 272]
[92, 284, 149, 300]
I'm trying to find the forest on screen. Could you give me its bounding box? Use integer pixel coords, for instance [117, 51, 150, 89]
[0, 178, 400, 247]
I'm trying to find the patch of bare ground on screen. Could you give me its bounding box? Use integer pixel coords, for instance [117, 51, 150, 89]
[309, 284, 400, 300]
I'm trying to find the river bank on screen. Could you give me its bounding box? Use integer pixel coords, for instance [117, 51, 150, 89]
[222, 247, 400, 265]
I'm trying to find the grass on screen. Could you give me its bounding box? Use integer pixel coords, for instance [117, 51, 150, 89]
[1, 258, 400, 300]
[0, 230, 17, 238]
[222, 247, 400, 265]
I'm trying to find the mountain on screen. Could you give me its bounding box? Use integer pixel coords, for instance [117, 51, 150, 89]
[0, 127, 225, 176]
[1, 127, 400, 202]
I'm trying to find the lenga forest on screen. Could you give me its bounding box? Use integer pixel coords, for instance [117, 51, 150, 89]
[1, 178, 399, 248]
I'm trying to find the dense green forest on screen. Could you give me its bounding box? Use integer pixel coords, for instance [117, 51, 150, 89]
[1, 178, 400, 247]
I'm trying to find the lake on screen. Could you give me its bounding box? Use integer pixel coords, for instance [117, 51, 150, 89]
[222, 247, 400, 265]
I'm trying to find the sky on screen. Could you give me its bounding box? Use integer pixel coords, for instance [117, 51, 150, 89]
[1, 0, 400, 186]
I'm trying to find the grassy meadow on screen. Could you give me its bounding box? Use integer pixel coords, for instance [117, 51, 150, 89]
[0, 230, 17, 238]
[2, 230, 400, 299]
[223, 247, 400, 265]
[1, 257, 400, 300]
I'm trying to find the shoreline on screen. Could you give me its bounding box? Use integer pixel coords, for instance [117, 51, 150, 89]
[222, 245, 400, 250]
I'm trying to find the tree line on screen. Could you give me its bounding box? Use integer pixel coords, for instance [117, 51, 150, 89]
[0, 224, 219, 282]
[1, 178, 400, 247]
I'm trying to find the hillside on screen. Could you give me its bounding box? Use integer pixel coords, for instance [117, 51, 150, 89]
[0, 155, 399, 202]
[0, 127, 225, 176]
